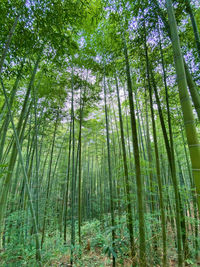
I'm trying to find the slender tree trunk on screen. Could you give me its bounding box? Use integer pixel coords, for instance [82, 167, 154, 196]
[0, 16, 19, 73]
[114, 73, 136, 263]
[78, 86, 86, 245]
[0, 49, 42, 235]
[103, 70, 116, 267]
[183, 60, 200, 121]
[63, 120, 72, 243]
[33, 83, 39, 227]
[41, 111, 59, 248]
[159, 30, 190, 261]
[166, 0, 200, 211]
[0, 61, 24, 162]
[155, 1, 200, 121]
[151, 66, 183, 266]
[122, 33, 146, 266]
[149, 86, 167, 267]
[1, 79, 42, 264]
[143, 25, 166, 264]
[70, 65, 76, 266]
[185, 0, 200, 59]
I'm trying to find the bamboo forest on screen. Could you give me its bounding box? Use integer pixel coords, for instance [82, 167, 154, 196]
[1, 0, 200, 266]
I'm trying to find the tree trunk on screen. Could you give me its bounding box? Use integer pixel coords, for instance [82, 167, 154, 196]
[166, 0, 200, 211]
[103, 70, 116, 267]
[122, 33, 146, 266]
[114, 72, 135, 263]
[185, 0, 200, 59]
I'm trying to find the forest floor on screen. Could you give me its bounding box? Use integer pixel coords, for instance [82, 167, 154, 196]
[49, 251, 132, 267]
[47, 248, 198, 267]
[0, 216, 199, 266]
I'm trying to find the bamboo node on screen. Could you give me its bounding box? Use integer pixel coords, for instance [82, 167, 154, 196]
[188, 144, 200, 147]
[180, 96, 190, 103]
[184, 120, 195, 125]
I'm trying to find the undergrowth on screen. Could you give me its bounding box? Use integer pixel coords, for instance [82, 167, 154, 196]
[0, 212, 199, 266]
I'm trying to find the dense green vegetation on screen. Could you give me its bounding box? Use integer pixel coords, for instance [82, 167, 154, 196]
[0, 0, 200, 266]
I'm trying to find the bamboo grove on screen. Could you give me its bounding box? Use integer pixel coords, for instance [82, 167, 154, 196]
[0, 0, 200, 266]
